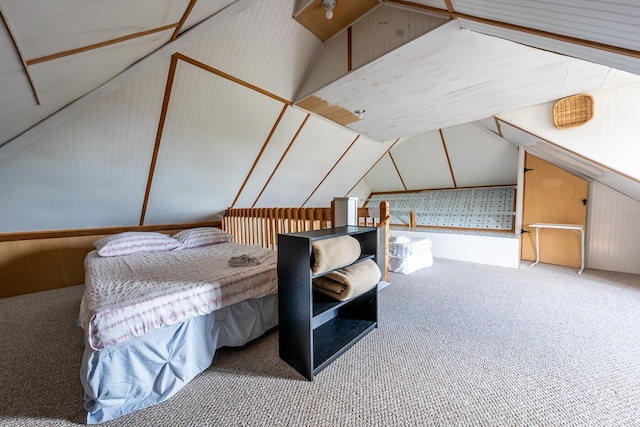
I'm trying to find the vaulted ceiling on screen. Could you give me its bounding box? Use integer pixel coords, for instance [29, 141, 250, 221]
[0, 0, 638, 233]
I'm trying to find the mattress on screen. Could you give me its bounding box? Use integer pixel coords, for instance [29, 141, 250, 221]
[79, 242, 277, 350]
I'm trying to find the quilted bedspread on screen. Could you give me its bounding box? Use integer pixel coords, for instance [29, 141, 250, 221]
[79, 242, 277, 350]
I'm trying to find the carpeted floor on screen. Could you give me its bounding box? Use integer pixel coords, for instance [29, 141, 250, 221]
[1, 259, 640, 426]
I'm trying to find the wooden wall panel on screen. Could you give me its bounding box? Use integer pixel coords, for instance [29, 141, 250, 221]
[0, 222, 220, 298]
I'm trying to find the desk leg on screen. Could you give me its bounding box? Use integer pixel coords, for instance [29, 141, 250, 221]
[578, 229, 584, 274]
[530, 227, 540, 267]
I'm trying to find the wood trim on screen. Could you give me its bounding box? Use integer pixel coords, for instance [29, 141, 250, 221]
[231, 105, 289, 208]
[252, 114, 311, 207]
[25, 24, 179, 66]
[496, 117, 640, 186]
[0, 220, 222, 243]
[0, 5, 41, 104]
[344, 138, 401, 196]
[385, 0, 640, 60]
[171, 0, 199, 41]
[388, 151, 408, 191]
[494, 116, 504, 137]
[301, 135, 360, 207]
[174, 53, 292, 105]
[369, 183, 516, 196]
[443, 0, 454, 14]
[139, 54, 179, 226]
[439, 128, 457, 188]
[347, 26, 353, 72]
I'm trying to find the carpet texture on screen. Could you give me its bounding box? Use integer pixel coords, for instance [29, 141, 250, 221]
[1, 259, 640, 426]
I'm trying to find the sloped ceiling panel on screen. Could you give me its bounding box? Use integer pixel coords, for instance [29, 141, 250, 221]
[443, 122, 518, 187]
[254, 116, 358, 207]
[364, 155, 405, 193]
[304, 135, 396, 207]
[388, 131, 454, 190]
[0, 29, 173, 145]
[500, 121, 640, 203]
[0, 17, 36, 115]
[297, 20, 611, 142]
[181, 0, 321, 101]
[29, 30, 173, 103]
[144, 60, 287, 224]
[1, 0, 189, 60]
[232, 106, 309, 208]
[452, 0, 640, 52]
[458, 18, 640, 76]
[0, 63, 169, 232]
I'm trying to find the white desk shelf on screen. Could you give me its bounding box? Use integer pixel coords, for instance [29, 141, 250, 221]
[529, 223, 584, 274]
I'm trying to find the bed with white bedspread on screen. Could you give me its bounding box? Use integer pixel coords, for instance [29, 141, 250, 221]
[78, 229, 278, 424]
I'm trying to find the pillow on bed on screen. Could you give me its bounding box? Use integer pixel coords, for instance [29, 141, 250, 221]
[94, 232, 181, 257]
[172, 227, 233, 250]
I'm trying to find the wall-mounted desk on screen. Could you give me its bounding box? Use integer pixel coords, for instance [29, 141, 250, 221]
[529, 223, 584, 274]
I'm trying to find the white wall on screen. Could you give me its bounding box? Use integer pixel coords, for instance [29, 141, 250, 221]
[587, 181, 640, 275]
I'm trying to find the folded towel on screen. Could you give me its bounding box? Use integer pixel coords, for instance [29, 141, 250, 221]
[311, 235, 361, 275]
[228, 247, 269, 267]
[312, 259, 381, 301]
[228, 254, 262, 267]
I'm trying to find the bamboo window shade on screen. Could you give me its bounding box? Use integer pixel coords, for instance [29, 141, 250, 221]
[552, 94, 594, 129]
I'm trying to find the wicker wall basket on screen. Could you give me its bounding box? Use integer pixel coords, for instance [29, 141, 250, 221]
[552, 94, 594, 129]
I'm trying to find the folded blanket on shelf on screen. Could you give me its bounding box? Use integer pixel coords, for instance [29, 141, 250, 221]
[311, 235, 361, 275]
[312, 259, 381, 301]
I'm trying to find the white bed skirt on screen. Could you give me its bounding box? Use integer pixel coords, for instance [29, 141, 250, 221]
[81, 294, 278, 424]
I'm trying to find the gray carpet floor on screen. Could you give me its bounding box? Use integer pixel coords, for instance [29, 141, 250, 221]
[1, 259, 640, 426]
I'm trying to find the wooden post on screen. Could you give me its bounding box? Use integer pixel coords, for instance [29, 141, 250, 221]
[410, 210, 416, 228]
[379, 201, 390, 281]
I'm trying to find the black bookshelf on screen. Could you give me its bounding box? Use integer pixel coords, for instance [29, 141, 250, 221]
[278, 226, 380, 380]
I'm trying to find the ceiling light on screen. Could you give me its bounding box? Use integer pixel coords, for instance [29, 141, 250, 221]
[355, 109, 365, 120]
[322, 0, 336, 20]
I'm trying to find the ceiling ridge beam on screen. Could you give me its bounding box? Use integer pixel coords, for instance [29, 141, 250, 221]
[0, 0, 259, 161]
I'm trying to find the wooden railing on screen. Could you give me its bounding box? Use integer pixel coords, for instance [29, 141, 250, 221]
[222, 201, 390, 279]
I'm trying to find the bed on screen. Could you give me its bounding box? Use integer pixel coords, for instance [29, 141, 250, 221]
[77, 229, 278, 424]
[389, 234, 433, 274]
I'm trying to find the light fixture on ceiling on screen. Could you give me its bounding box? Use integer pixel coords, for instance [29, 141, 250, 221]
[322, 0, 336, 20]
[355, 109, 365, 120]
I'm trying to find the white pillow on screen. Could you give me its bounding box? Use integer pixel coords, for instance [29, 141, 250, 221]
[172, 227, 233, 250]
[94, 232, 181, 257]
